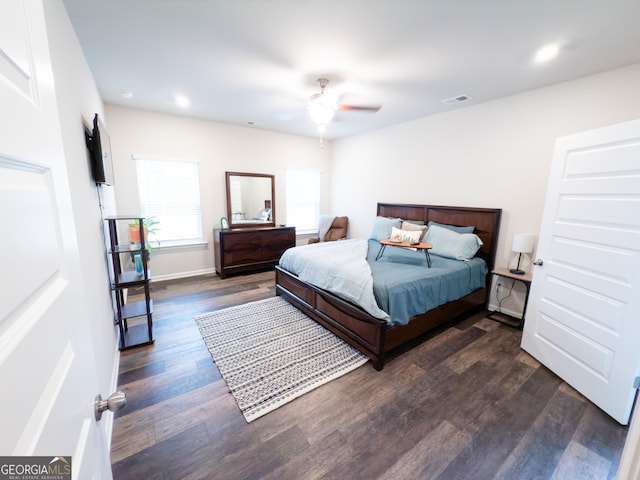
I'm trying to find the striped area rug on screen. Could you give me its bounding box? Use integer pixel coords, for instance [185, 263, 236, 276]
[194, 296, 369, 422]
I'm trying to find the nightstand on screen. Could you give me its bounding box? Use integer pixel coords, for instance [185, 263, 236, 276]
[487, 268, 532, 329]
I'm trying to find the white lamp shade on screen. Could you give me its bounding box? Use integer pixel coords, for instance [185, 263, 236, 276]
[512, 233, 535, 253]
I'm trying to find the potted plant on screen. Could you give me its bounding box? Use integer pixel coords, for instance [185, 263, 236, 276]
[129, 217, 160, 261]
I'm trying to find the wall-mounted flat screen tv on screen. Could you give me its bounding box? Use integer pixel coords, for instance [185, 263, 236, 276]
[85, 113, 115, 185]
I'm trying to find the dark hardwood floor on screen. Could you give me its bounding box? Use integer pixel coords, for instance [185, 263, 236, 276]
[111, 271, 628, 479]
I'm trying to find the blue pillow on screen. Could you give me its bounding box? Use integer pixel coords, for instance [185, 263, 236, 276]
[424, 224, 483, 260]
[427, 220, 474, 234]
[369, 216, 402, 240]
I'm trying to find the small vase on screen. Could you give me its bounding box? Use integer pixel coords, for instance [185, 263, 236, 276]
[134, 254, 143, 276]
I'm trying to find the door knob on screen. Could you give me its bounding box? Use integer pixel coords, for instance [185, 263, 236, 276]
[533, 259, 544, 266]
[94, 391, 127, 421]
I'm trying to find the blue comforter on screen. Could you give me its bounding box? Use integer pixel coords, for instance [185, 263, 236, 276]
[367, 239, 487, 325]
[278, 239, 487, 326]
[279, 239, 390, 321]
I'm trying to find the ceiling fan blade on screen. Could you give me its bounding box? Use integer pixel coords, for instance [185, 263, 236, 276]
[337, 104, 382, 112]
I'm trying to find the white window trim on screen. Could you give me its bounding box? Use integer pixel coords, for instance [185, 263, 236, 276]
[154, 238, 208, 249]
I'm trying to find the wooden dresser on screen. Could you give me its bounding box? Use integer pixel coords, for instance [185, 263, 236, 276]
[214, 226, 296, 278]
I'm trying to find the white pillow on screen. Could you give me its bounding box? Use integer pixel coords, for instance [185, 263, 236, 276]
[424, 224, 483, 260]
[401, 221, 427, 241]
[390, 226, 422, 243]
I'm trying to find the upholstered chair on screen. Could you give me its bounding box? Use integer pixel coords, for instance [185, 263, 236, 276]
[308, 216, 349, 244]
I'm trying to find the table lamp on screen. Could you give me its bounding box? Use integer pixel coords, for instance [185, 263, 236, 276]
[510, 233, 535, 275]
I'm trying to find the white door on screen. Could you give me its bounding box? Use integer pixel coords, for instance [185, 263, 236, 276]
[521, 119, 640, 425]
[0, 0, 112, 477]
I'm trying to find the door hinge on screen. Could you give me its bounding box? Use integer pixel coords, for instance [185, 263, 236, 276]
[634, 377, 640, 389]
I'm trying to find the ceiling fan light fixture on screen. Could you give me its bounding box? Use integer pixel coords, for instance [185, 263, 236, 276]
[308, 103, 336, 125]
[307, 77, 380, 148]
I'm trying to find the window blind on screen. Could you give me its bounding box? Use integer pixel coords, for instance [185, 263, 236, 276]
[286, 170, 321, 234]
[133, 155, 203, 242]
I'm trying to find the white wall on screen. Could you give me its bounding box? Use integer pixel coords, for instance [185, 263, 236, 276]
[331, 63, 640, 316]
[105, 105, 332, 280]
[45, 0, 119, 434]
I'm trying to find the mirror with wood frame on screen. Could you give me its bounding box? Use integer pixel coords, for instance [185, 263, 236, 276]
[225, 171, 275, 229]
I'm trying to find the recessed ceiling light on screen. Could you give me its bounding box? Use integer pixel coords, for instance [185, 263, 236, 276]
[175, 95, 190, 108]
[534, 44, 560, 63]
[119, 89, 134, 99]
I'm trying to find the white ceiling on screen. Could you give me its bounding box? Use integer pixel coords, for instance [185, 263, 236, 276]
[62, 0, 640, 140]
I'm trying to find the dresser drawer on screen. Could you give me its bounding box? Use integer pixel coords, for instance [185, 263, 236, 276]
[222, 233, 262, 266]
[261, 229, 296, 260]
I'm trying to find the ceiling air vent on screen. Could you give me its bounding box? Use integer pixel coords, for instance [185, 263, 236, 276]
[442, 94, 472, 105]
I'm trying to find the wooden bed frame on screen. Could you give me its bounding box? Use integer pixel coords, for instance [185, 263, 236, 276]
[275, 203, 502, 370]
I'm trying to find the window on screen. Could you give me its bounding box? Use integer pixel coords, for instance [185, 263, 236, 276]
[133, 155, 203, 244]
[286, 170, 321, 234]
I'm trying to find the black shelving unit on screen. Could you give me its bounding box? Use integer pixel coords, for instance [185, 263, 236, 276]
[105, 216, 154, 349]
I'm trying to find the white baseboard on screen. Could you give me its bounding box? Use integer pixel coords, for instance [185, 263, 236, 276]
[486, 302, 523, 319]
[151, 267, 217, 282]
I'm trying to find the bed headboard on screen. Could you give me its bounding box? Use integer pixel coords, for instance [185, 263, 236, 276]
[376, 203, 502, 270]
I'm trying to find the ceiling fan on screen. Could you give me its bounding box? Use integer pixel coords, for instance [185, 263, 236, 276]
[307, 78, 381, 146]
[309, 78, 381, 112]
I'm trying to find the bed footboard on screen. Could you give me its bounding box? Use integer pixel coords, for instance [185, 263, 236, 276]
[275, 266, 388, 370]
[276, 266, 486, 370]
